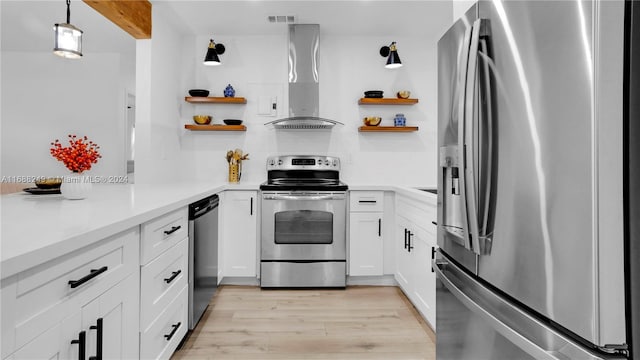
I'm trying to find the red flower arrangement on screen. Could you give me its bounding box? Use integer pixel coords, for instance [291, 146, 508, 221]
[50, 135, 102, 173]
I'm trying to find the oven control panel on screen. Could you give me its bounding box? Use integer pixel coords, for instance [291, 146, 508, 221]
[266, 155, 340, 170]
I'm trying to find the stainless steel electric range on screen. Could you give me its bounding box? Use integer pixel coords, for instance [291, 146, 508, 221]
[260, 155, 348, 288]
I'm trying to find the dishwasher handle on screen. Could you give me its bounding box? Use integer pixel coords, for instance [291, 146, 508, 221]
[189, 195, 219, 220]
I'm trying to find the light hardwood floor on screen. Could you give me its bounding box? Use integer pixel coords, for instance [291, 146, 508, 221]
[172, 285, 435, 360]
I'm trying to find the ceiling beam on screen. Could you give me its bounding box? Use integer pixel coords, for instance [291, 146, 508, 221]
[83, 0, 152, 39]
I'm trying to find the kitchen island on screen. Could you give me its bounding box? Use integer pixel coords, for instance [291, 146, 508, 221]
[1, 182, 258, 278]
[1, 182, 260, 360]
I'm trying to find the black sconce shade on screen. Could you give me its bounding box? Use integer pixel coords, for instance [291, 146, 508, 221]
[379, 41, 402, 69]
[204, 39, 226, 66]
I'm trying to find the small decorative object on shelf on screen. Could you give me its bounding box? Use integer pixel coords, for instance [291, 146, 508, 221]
[394, 113, 406, 126]
[188, 89, 210, 97]
[363, 116, 382, 126]
[226, 148, 249, 183]
[223, 84, 236, 97]
[50, 134, 101, 199]
[364, 90, 384, 98]
[396, 90, 411, 99]
[193, 115, 212, 125]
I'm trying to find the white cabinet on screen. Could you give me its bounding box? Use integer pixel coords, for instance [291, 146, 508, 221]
[395, 193, 438, 328]
[140, 208, 189, 360]
[81, 274, 140, 359]
[10, 313, 79, 360]
[219, 191, 258, 278]
[140, 286, 188, 360]
[349, 191, 384, 276]
[140, 239, 188, 331]
[1, 227, 140, 360]
[140, 207, 188, 265]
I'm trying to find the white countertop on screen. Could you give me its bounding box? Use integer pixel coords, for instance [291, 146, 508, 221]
[0, 182, 259, 279]
[1, 183, 435, 279]
[349, 185, 438, 202]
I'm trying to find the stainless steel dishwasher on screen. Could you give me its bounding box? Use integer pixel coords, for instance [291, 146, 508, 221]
[188, 194, 218, 330]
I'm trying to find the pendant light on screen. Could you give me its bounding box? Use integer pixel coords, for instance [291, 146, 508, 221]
[203, 39, 226, 66]
[53, 0, 83, 59]
[379, 41, 402, 69]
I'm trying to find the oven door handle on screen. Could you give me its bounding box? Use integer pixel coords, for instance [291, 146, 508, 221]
[263, 194, 345, 201]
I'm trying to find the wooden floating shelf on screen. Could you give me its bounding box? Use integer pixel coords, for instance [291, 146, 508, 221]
[185, 96, 247, 104]
[358, 98, 419, 105]
[359, 126, 419, 132]
[184, 124, 246, 131]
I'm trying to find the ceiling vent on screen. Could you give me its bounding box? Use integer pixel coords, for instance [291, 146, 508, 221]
[268, 15, 296, 23]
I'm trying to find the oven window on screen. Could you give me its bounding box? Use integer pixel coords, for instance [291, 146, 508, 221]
[274, 210, 333, 244]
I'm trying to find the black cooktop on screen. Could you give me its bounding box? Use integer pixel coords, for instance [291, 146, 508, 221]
[261, 169, 348, 191]
[260, 181, 348, 192]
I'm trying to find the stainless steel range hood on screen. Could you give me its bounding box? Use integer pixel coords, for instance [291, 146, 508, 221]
[265, 24, 343, 129]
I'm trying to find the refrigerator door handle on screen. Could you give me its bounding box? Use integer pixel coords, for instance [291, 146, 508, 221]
[460, 18, 484, 255]
[477, 33, 494, 253]
[435, 260, 563, 360]
[457, 22, 474, 253]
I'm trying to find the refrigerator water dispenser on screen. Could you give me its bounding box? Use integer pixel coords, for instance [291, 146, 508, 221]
[440, 145, 465, 242]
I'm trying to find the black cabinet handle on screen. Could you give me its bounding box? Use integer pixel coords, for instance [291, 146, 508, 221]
[71, 331, 86, 360]
[378, 218, 382, 237]
[68, 266, 108, 289]
[432, 221, 438, 226]
[358, 200, 377, 204]
[164, 322, 181, 341]
[164, 225, 181, 235]
[404, 229, 408, 249]
[250, 197, 253, 215]
[407, 232, 414, 252]
[164, 270, 182, 284]
[89, 318, 103, 360]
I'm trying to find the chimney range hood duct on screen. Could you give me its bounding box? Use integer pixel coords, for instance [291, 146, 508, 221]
[265, 24, 343, 129]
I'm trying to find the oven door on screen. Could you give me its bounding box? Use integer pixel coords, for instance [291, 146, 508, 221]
[261, 191, 346, 261]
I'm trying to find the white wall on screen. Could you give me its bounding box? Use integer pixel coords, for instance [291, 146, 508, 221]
[135, 2, 454, 187]
[173, 31, 447, 186]
[135, 3, 195, 184]
[1, 52, 132, 178]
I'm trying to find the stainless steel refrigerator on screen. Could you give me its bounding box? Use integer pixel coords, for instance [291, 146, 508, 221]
[435, 0, 639, 359]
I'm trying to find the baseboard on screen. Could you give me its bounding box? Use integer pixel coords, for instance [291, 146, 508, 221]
[219, 276, 260, 286]
[347, 275, 398, 286]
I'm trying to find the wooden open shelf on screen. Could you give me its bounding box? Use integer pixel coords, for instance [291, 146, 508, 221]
[359, 126, 419, 132]
[358, 98, 419, 105]
[185, 96, 247, 104]
[184, 124, 246, 131]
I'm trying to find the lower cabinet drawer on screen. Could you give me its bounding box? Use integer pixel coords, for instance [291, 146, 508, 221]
[141, 208, 188, 265]
[140, 238, 188, 329]
[140, 285, 188, 360]
[2, 227, 139, 357]
[350, 191, 384, 212]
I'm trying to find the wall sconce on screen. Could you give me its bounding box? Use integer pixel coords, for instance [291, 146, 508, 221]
[53, 0, 83, 59]
[203, 39, 226, 66]
[379, 41, 402, 69]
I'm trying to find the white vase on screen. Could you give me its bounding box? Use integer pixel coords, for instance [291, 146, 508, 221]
[61, 173, 92, 200]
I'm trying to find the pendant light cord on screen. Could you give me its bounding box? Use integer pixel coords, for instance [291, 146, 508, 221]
[66, 0, 71, 24]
